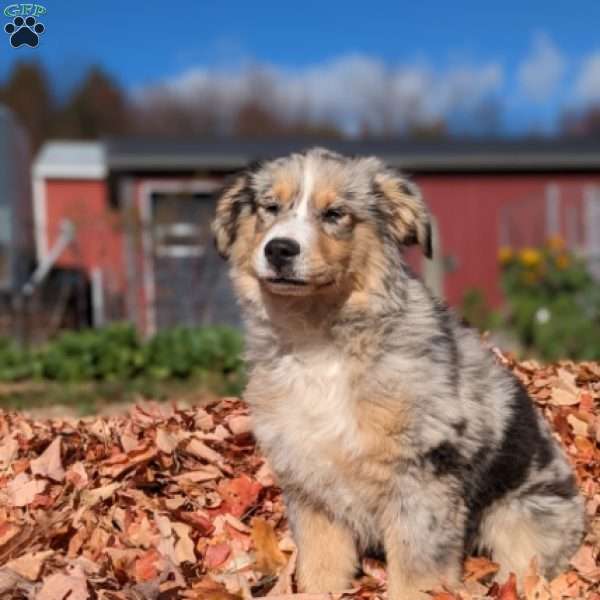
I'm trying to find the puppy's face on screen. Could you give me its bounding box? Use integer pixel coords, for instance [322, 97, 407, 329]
[212, 148, 432, 302]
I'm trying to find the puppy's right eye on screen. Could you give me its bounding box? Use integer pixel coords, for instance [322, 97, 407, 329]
[264, 203, 280, 215]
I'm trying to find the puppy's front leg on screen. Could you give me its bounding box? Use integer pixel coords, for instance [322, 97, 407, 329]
[287, 499, 358, 593]
[383, 489, 464, 600]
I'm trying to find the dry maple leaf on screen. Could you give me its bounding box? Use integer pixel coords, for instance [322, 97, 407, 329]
[497, 573, 519, 600]
[251, 517, 287, 575]
[30, 436, 65, 482]
[218, 475, 263, 517]
[570, 544, 600, 581]
[37, 567, 89, 600]
[204, 542, 231, 569]
[134, 548, 163, 582]
[268, 549, 297, 596]
[464, 556, 499, 582]
[227, 415, 253, 436]
[5, 550, 54, 581]
[6, 472, 47, 507]
[0, 435, 18, 469]
[156, 428, 178, 454]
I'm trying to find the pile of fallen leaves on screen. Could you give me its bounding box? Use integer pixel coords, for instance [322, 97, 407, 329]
[0, 353, 598, 600]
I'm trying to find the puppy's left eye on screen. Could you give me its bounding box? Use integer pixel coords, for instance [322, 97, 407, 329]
[264, 203, 280, 215]
[322, 208, 345, 223]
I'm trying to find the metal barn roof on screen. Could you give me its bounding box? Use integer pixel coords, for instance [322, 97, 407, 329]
[33, 141, 107, 179]
[33, 137, 600, 178]
[105, 137, 600, 174]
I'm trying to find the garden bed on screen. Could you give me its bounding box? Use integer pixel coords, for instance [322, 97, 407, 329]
[0, 352, 598, 600]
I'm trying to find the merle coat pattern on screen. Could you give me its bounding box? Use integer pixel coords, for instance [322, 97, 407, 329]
[212, 148, 584, 599]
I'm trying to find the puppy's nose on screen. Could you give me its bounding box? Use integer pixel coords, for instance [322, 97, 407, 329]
[265, 238, 300, 270]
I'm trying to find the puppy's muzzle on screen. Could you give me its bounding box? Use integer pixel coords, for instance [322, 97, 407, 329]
[265, 237, 300, 271]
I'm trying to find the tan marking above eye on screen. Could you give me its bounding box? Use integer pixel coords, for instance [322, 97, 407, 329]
[314, 186, 338, 210]
[272, 178, 297, 205]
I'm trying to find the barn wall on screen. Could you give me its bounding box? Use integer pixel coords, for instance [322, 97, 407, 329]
[41, 169, 600, 332]
[414, 173, 600, 308]
[44, 179, 127, 319]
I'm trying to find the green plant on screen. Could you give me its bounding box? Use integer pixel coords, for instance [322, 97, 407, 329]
[460, 288, 501, 332]
[499, 237, 600, 361]
[0, 324, 245, 394]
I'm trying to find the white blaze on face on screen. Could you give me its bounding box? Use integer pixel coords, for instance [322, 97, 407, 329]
[255, 158, 316, 278]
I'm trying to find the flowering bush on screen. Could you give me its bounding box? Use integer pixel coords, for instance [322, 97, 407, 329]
[499, 236, 600, 360]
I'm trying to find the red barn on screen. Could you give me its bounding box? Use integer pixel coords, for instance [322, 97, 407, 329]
[32, 138, 600, 336]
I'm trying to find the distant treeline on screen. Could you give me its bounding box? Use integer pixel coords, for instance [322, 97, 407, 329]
[1, 60, 599, 154]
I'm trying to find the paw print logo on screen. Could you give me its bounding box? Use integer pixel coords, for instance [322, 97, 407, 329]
[4, 16, 45, 48]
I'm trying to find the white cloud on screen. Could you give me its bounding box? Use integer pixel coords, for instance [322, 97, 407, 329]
[517, 32, 566, 102]
[137, 54, 504, 135]
[574, 51, 600, 104]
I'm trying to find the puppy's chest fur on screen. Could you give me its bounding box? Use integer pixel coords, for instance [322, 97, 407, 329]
[246, 347, 408, 536]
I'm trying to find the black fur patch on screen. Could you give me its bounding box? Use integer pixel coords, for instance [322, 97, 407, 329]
[423, 222, 433, 259]
[426, 442, 463, 477]
[430, 301, 460, 392]
[463, 381, 550, 552]
[453, 419, 467, 436]
[522, 475, 578, 500]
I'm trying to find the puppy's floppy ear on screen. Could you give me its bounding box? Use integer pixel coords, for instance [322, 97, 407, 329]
[212, 172, 255, 259]
[374, 170, 432, 259]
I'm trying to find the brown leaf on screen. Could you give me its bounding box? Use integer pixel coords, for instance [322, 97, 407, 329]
[6, 550, 53, 581]
[173, 521, 196, 564]
[498, 572, 519, 600]
[570, 544, 600, 581]
[65, 461, 89, 489]
[551, 387, 580, 406]
[156, 428, 178, 454]
[0, 434, 18, 468]
[185, 438, 224, 465]
[204, 542, 231, 569]
[6, 473, 47, 507]
[30, 437, 65, 482]
[464, 555, 499, 582]
[100, 446, 157, 478]
[0, 522, 21, 547]
[251, 517, 286, 575]
[37, 568, 89, 600]
[80, 482, 121, 508]
[227, 415, 252, 435]
[218, 475, 262, 517]
[134, 548, 162, 582]
[172, 467, 221, 483]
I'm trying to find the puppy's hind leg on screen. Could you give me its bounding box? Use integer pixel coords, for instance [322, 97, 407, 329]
[287, 500, 358, 593]
[478, 483, 585, 582]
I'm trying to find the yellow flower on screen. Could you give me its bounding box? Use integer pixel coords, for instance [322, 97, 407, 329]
[555, 253, 570, 270]
[498, 246, 513, 265]
[546, 234, 565, 252]
[519, 247, 542, 268]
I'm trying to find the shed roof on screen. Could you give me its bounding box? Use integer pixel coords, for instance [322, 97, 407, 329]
[33, 141, 107, 179]
[105, 137, 600, 174]
[33, 137, 600, 178]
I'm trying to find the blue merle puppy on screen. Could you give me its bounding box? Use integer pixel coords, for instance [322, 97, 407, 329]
[212, 148, 585, 599]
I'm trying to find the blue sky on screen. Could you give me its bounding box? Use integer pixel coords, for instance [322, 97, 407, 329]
[2, 1, 600, 134]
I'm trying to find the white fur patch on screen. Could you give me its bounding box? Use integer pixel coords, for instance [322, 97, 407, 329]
[250, 347, 378, 537]
[254, 159, 317, 279]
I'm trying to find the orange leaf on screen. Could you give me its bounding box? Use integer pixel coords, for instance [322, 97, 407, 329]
[498, 573, 519, 600]
[134, 548, 161, 582]
[464, 556, 499, 582]
[204, 542, 231, 569]
[251, 517, 286, 575]
[218, 475, 262, 517]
